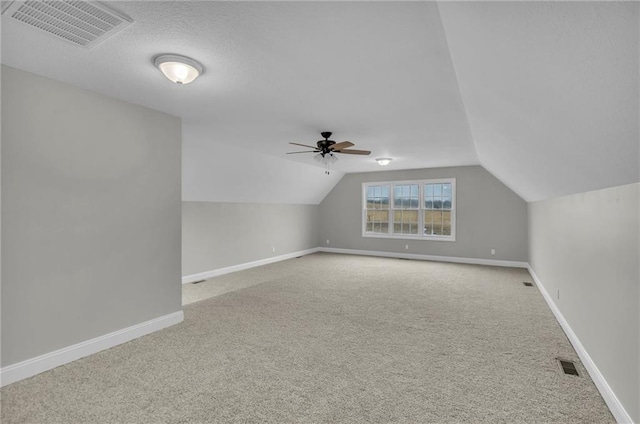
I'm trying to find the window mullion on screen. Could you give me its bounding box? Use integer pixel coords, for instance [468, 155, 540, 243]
[419, 183, 423, 239]
[387, 183, 392, 235]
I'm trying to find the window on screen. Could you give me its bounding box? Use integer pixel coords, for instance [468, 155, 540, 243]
[362, 178, 456, 241]
[364, 185, 389, 234]
[424, 181, 453, 236]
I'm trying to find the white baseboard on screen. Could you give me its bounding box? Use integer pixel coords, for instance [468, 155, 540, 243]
[318, 247, 528, 268]
[0, 310, 184, 388]
[527, 265, 633, 424]
[182, 248, 320, 284]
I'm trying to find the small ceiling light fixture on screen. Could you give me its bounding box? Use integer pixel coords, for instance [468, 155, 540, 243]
[154, 54, 203, 85]
[376, 158, 393, 166]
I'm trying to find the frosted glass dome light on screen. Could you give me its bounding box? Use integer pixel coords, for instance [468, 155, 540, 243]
[376, 158, 392, 166]
[154, 54, 203, 85]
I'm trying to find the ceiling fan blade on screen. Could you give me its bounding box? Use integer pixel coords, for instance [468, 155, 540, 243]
[286, 150, 318, 154]
[290, 142, 318, 149]
[337, 149, 371, 155]
[330, 141, 355, 151]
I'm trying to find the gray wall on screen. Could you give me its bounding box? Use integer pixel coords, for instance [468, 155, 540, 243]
[318, 166, 528, 262]
[182, 202, 319, 277]
[528, 183, 639, 422]
[1, 66, 183, 366]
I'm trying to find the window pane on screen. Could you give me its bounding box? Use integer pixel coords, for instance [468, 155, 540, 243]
[374, 186, 381, 197]
[395, 184, 416, 209]
[367, 210, 388, 222]
[394, 184, 418, 209]
[407, 210, 418, 234]
[367, 187, 374, 199]
[366, 209, 389, 234]
[425, 199, 433, 209]
[442, 210, 452, 235]
[394, 209, 418, 234]
[432, 211, 443, 235]
[424, 210, 433, 235]
[425, 184, 433, 197]
[382, 186, 389, 198]
[393, 210, 402, 234]
[443, 197, 452, 209]
[434, 184, 442, 196]
[443, 183, 452, 197]
[433, 198, 442, 209]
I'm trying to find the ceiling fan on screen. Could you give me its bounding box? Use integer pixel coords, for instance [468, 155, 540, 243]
[287, 132, 371, 174]
[287, 132, 371, 157]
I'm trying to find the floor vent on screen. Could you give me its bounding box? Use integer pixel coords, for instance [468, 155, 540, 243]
[557, 359, 580, 376]
[2, 1, 133, 48]
[523, 282, 533, 287]
[192, 280, 205, 285]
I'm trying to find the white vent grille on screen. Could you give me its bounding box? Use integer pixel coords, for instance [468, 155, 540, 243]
[3, 1, 132, 48]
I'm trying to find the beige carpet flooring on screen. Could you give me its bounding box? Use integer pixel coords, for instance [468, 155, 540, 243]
[2, 253, 614, 423]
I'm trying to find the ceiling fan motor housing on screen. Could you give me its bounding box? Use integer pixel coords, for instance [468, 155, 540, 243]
[317, 132, 335, 155]
[317, 139, 336, 155]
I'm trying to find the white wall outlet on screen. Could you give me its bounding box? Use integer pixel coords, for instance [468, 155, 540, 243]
[326, 239, 330, 245]
[491, 249, 496, 255]
[272, 247, 276, 253]
[405, 244, 409, 250]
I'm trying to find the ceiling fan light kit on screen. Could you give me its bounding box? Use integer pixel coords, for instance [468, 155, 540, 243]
[154, 54, 203, 84]
[287, 131, 371, 175]
[376, 158, 393, 166]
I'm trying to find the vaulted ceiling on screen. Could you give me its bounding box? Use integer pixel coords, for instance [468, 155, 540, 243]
[2, 1, 638, 203]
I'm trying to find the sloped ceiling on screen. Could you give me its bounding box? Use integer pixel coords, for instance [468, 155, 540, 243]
[1, 1, 637, 204]
[438, 1, 639, 202]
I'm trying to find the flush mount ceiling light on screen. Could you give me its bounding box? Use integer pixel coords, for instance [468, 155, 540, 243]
[376, 158, 393, 166]
[154, 54, 203, 85]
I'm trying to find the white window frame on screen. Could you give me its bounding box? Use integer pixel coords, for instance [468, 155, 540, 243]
[362, 178, 456, 242]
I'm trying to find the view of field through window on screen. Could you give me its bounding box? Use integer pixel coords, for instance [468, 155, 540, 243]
[425, 182, 452, 236]
[364, 181, 454, 238]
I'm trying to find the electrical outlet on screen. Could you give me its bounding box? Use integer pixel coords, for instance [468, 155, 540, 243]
[491, 249, 496, 255]
[405, 244, 409, 250]
[272, 247, 276, 253]
[326, 240, 330, 245]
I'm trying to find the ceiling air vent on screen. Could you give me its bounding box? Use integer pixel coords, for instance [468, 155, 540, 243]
[2, 1, 132, 48]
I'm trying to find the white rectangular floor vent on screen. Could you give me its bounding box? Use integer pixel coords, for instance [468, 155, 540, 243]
[2, 1, 132, 48]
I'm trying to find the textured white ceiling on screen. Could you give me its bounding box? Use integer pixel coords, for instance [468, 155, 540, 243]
[1, 1, 637, 203]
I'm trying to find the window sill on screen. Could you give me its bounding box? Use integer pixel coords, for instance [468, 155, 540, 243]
[362, 233, 456, 242]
